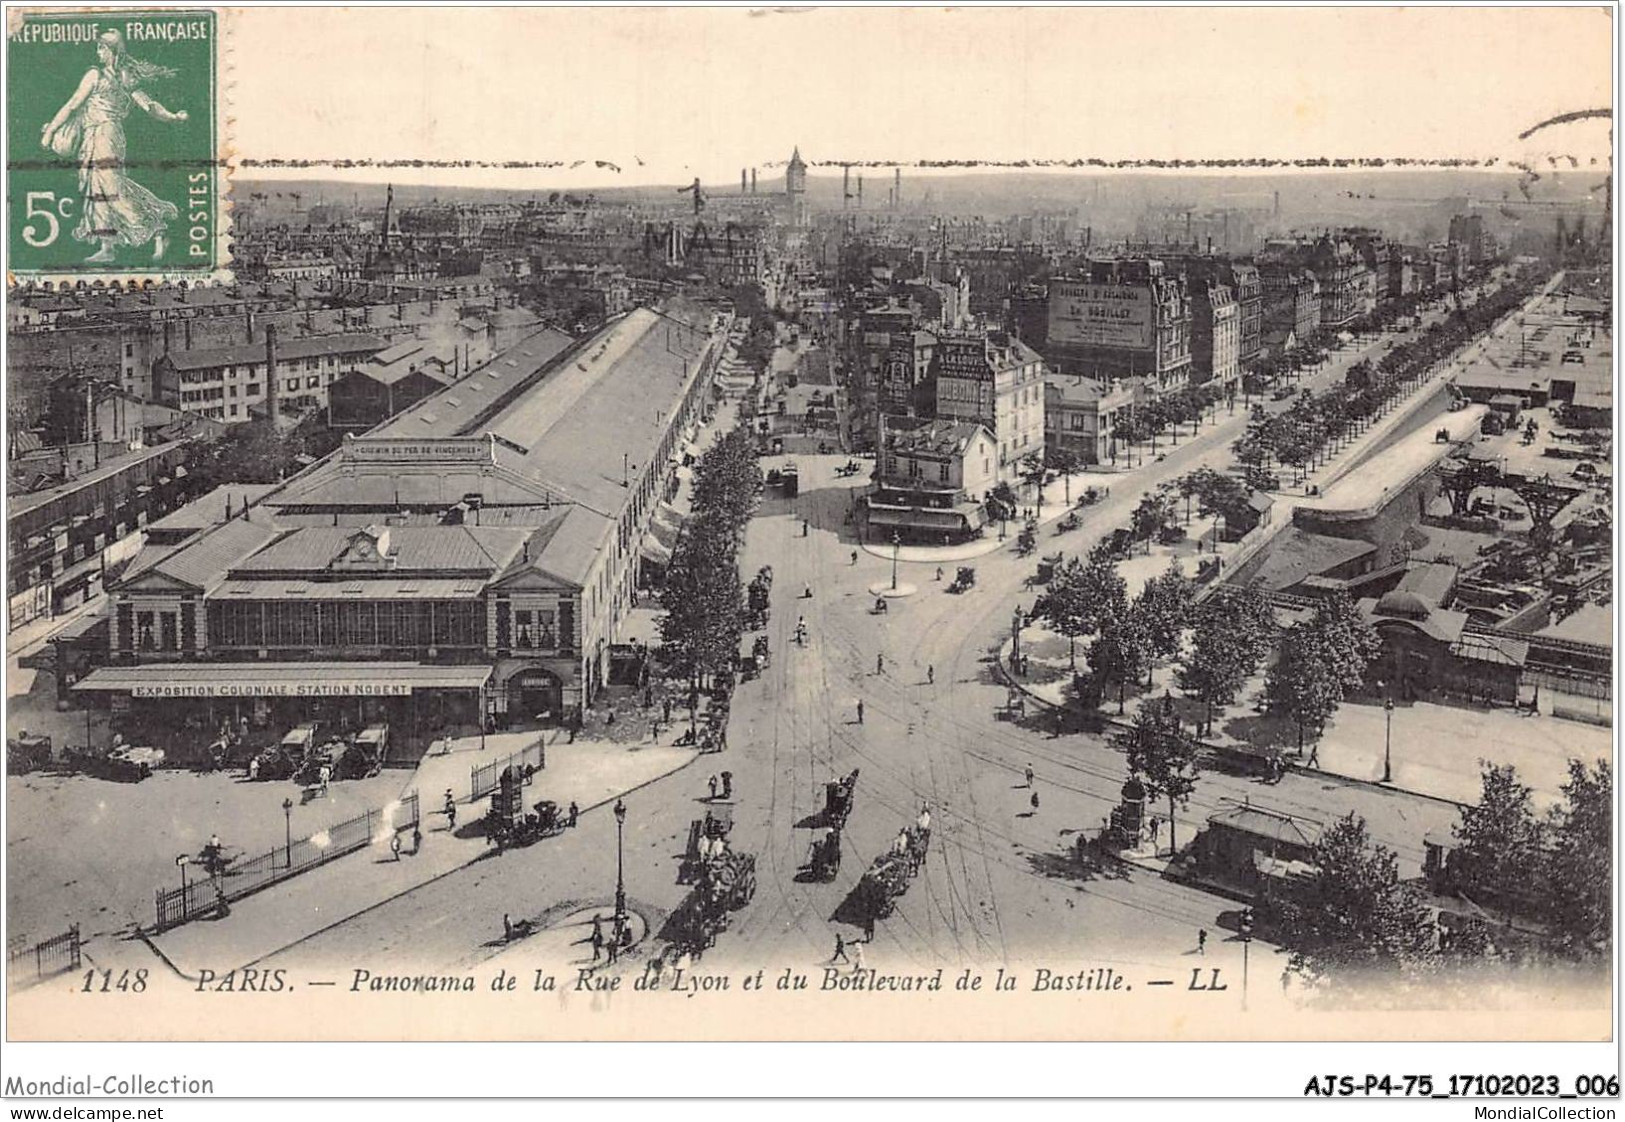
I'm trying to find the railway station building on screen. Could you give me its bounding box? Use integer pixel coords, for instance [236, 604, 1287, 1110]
[75, 304, 728, 762]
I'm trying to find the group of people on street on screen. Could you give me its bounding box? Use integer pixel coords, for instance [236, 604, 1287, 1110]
[705, 772, 734, 801]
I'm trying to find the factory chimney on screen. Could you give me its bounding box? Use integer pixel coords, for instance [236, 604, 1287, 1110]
[751, 168, 757, 194]
[857, 173, 864, 208]
[265, 324, 279, 427]
[741, 168, 748, 195]
[843, 166, 850, 209]
[894, 167, 901, 209]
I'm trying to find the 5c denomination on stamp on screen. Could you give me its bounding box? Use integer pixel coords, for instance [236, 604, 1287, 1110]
[7, 8, 220, 281]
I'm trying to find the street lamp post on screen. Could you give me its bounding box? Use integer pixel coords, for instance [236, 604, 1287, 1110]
[282, 797, 294, 870]
[1382, 695, 1395, 784]
[1011, 606, 1023, 668]
[613, 798, 628, 922]
[890, 531, 900, 591]
[1239, 906, 1254, 1012]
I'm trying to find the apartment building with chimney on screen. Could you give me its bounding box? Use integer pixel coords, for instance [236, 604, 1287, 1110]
[153, 327, 387, 424]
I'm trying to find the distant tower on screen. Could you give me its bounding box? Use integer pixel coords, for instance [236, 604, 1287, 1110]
[741, 168, 748, 196]
[381, 183, 395, 250]
[857, 173, 864, 208]
[893, 166, 901, 209]
[751, 168, 758, 195]
[786, 146, 807, 199]
[843, 166, 851, 210]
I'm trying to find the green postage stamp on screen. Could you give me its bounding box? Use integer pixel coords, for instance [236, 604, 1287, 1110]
[7, 8, 221, 281]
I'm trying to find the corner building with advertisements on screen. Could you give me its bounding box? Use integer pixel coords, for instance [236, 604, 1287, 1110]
[75, 305, 726, 761]
[1042, 258, 1192, 394]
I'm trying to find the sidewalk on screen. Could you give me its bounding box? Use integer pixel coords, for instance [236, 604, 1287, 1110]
[147, 730, 699, 976]
[998, 619, 1607, 810]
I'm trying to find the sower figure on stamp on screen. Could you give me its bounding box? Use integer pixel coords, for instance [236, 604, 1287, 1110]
[40, 30, 188, 263]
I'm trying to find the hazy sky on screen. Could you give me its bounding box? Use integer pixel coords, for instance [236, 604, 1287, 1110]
[231, 6, 1613, 190]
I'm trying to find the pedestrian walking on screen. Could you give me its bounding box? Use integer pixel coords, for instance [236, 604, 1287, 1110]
[851, 941, 866, 974]
[927, 665, 934, 685]
[1197, 928, 1208, 955]
[390, 833, 402, 861]
[1030, 790, 1040, 815]
[319, 763, 332, 795]
[803, 584, 812, 599]
[412, 825, 423, 854]
[856, 699, 864, 724]
[832, 933, 849, 964]
[802, 519, 809, 537]
[707, 774, 718, 800]
[876, 653, 885, 675]
[503, 914, 513, 941]
[851, 550, 858, 565]
[1025, 764, 1035, 788]
[663, 698, 673, 724]
[720, 771, 733, 799]
[568, 801, 580, 828]
[935, 566, 943, 582]
[248, 756, 260, 781]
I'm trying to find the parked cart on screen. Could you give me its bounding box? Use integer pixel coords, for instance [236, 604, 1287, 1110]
[6, 731, 52, 775]
[485, 765, 565, 849]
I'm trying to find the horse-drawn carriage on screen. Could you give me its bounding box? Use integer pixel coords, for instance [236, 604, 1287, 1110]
[853, 823, 930, 920]
[340, 724, 388, 779]
[804, 829, 842, 882]
[666, 845, 758, 954]
[823, 768, 859, 829]
[67, 742, 164, 783]
[746, 568, 772, 630]
[485, 765, 565, 849]
[834, 459, 863, 478]
[1208, 741, 1286, 783]
[679, 807, 734, 884]
[948, 566, 977, 594]
[738, 634, 772, 681]
[256, 723, 317, 782]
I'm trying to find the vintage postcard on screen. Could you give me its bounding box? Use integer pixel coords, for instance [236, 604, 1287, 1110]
[2, 3, 1615, 1076]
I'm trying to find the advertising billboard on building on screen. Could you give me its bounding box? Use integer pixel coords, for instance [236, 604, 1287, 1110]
[1049, 282, 1154, 350]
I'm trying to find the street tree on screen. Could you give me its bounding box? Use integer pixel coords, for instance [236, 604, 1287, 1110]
[1264, 620, 1343, 754]
[1136, 563, 1195, 668]
[1176, 588, 1272, 736]
[1451, 763, 1546, 926]
[1046, 446, 1084, 503]
[1544, 759, 1612, 957]
[1087, 589, 1149, 715]
[1019, 453, 1051, 510]
[1129, 489, 1177, 555]
[1269, 813, 1438, 985]
[1310, 590, 1382, 692]
[1036, 550, 1124, 669]
[1114, 694, 1199, 852]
